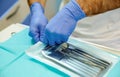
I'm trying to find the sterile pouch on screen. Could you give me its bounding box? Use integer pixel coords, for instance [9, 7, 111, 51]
[26, 38, 120, 77]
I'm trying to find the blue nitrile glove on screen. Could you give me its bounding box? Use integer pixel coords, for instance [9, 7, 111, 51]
[29, 2, 48, 43]
[40, 0, 86, 46]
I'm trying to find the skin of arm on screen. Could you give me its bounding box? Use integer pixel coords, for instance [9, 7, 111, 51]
[28, 0, 120, 16]
[27, 0, 47, 7]
[76, 0, 120, 16]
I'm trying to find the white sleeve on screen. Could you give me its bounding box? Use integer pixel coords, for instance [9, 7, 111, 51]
[72, 8, 120, 51]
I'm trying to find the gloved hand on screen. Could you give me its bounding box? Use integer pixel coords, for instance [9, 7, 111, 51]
[40, 0, 86, 46]
[29, 2, 48, 43]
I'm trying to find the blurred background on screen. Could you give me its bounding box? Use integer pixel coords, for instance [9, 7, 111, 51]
[0, 0, 29, 31]
[0, 0, 69, 31]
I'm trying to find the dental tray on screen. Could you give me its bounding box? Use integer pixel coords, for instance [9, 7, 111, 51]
[26, 38, 120, 77]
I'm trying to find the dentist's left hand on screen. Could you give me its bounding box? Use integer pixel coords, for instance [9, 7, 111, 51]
[29, 2, 48, 43]
[40, 0, 86, 46]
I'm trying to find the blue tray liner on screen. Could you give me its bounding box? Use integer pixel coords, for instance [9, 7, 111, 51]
[106, 61, 120, 77]
[0, 28, 69, 77]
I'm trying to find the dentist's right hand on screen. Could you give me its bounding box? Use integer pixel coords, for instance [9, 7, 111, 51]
[29, 2, 48, 43]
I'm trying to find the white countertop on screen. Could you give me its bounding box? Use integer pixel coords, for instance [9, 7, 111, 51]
[0, 23, 27, 42]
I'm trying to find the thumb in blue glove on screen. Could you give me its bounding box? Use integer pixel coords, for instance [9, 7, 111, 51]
[29, 2, 48, 43]
[40, 0, 86, 46]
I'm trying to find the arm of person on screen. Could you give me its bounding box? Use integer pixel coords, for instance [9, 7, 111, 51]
[76, 0, 120, 16]
[40, 0, 120, 46]
[27, 0, 48, 43]
[27, 0, 47, 7]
